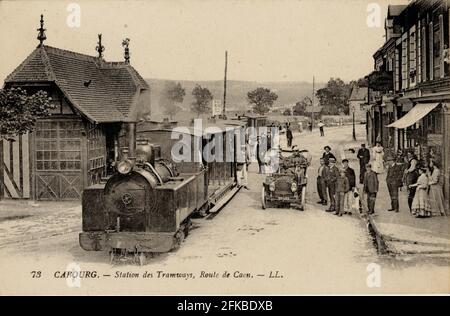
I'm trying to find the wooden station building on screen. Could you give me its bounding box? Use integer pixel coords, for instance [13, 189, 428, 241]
[0, 16, 150, 200]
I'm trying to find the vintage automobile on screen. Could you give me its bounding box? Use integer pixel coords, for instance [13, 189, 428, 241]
[261, 149, 308, 211]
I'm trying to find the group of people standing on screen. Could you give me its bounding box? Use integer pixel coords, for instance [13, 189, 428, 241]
[355, 142, 447, 218]
[402, 152, 446, 217]
[316, 146, 356, 216]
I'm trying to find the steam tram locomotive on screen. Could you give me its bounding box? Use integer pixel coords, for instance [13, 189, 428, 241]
[79, 120, 246, 264]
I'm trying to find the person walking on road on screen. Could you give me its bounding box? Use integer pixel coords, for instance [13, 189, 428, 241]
[357, 144, 370, 184]
[363, 163, 379, 215]
[385, 156, 404, 213]
[318, 120, 325, 136]
[286, 126, 293, 148]
[325, 157, 339, 212]
[317, 158, 328, 205]
[427, 159, 446, 216]
[256, 136, 266, 174]
[237, 139, 251, 190]
[322, 146, 336, 166]
[334, 169, 350, 216]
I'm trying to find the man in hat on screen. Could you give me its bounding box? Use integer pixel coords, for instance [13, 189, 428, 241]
[318, 120, 325, 136]
[335, 168, 350, 216]
[342, 159, 356, 213]
[363, 163, 379, 214]
[322, 146, 336, 166]
[404, 151, 419, 211]
[357, 144, 370, 184]
[386, 156, 404, 212]
[324, 157, 339, 212]
[317, 158, 328, 205]
[286, 125, 293, 148]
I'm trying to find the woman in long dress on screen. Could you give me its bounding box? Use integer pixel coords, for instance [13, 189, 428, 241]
[372, 142, 385, 174]
[428, 159, 446, 216]
[409, 167, 431, 218]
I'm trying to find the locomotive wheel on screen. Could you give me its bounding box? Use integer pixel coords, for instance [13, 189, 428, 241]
[183, 219, 192, 237]
[172, 229, 185, 251]
[261, 187, 267, 209]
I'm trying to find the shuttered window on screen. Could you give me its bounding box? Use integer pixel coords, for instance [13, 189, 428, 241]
[409, 27, 416, 86]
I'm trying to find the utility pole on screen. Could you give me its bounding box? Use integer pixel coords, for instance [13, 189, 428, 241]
[352, 104, 356, 141]
[222, 50, 228, 118]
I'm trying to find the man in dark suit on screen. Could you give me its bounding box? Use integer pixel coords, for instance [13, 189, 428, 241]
[324, 157, 339, 212]
[342, 159, 356, 189]
[386, 156, 404, 212]
[357, 144, 370, 184]
[342, 158, 356, 213]
[363, 163, 379, 214]
[286, 126, 293, 148]
[317, 158, 328, 205]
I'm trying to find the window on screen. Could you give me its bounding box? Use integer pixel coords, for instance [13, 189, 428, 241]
[417, 22, 421, 83]
[87, 126, 106, 170]
[433, 19, 441, 79]
[421, 25, 427, 82]
[35, 120, 82, 171]
[409, 27, 416, 86]
[401, 35, 408, 89]
[395, 46, 400, 91]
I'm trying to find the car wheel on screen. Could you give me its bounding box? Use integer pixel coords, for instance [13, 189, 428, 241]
[301, 186, 306, 210]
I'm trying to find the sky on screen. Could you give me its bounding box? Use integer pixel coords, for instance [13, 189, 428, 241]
[0, 0, 409, 83]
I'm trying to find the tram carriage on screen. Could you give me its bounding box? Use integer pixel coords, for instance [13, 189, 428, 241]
[79, 119, 247, 264]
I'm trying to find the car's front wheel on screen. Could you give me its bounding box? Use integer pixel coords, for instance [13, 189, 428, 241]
[261, 187, 267, 209]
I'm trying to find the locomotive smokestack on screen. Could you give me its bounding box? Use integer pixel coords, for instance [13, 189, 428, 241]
[128, 122, 136, 159]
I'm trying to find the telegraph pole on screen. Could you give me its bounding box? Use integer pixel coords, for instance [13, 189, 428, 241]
[352, 105, 356, 141]
[222, 51, 228, 118]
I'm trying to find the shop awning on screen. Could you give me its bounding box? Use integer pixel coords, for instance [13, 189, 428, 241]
[387, 103, 440, 129]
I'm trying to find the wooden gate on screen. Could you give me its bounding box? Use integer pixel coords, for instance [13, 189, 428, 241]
[0, 134, 31, 199]
[33, 120, 83, 200]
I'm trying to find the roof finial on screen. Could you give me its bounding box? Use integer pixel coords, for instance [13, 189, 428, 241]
[96, 34, 105, 59]
[37, 14, 47, 47]
[122, 38, 130, 64]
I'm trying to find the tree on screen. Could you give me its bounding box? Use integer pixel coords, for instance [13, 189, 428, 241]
[0, 87, 54, 140]
[191, 85, 213, 117]
[160, 81, 186, 119]
[247, 87, 278, 115]
[293, 96, 312, 116]
[349, 77, 369, 87]
[316, 78, 351, 115]
[283, 108, 291, 116]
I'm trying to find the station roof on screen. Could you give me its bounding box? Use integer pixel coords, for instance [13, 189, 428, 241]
[4, 45, 149, 123]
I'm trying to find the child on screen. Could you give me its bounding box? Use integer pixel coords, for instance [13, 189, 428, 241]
[334, 169, 350, 216]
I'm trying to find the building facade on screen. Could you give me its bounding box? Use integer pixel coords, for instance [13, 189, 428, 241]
[348, 85, 369, 124]
[0, 17, 150, 200]
[367, 0, 450, 208]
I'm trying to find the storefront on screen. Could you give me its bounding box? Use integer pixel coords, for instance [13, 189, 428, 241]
[387, 101, 449, 209]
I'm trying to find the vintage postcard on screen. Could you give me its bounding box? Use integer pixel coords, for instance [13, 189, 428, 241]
[0, 0, 449, 297]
